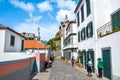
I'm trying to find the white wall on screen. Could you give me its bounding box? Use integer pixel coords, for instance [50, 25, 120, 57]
[0, 30, 5, 53]
[26, 49, 46, 53]
[93, 0, 120, 29]
[26, 49, 48, 58]
[93, 0, 111, 29]
[4, 29, 24, 52]
[72, 23, 77, 33]
[0, 52, 35, 62]
[97, 31, 120, 80]
[72, 35, 77, 45]
[76, 0, 96, 51]
[110, 0, 120, 14]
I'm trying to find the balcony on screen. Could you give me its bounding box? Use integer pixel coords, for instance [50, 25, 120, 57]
[97, 21, 120, 38]
[97, 21, 112, 38]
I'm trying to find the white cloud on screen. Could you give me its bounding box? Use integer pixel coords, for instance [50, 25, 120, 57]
[55, 0, 76, 22]
[10, 0, 34, 13]
[37, 1, 53, 12]
[14, 22, 58, 41]
[56, 9, 75, 22]
[25, 13, 42, 22]
[10, 0, 77, 40]
[56, 0, 76, 11]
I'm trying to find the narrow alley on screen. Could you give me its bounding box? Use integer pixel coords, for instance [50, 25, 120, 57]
[33, 56, 109, 80]
[49, 56, 91, 80]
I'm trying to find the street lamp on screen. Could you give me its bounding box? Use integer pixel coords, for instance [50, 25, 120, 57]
[38, 27, 40, 53]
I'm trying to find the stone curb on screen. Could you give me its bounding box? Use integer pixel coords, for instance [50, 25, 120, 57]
[32, 68, 51, 80]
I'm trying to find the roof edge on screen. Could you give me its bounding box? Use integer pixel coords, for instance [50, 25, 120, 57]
[0, 24, 25, 38]
[74, 0, 83, 13]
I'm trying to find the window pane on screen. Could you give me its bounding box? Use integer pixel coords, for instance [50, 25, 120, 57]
[81, 28, 86, 40]
[10, 35, 15, 46]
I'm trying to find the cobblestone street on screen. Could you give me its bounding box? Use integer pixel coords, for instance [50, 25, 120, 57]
[49, 57, 95, 80]
[33, 56, 109, 80]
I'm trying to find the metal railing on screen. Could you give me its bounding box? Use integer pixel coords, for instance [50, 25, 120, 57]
[97, 21, 112, 38]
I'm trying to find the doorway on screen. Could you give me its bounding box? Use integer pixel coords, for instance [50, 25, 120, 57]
[102, 48, 112, 79]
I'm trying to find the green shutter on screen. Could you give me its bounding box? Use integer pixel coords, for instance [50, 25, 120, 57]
[79, 31, 81, 42]
[91, 50, 95, 72]
[86, 0, 91, 16]
[81, 5, 84, 22]
[78, 32, 80, 42]
[84, 28, 86, 40]
[112, 10, 120, 28]
[81, 52, 83, 64]
[86, 26, 88, 38]
[77, 12, 80, 27]
[78, 32, 79, 42]
[81, 31, 82, 40]
[87, 51, 89, 61]
[90, 22, 93, 37]
[82, 51, 87, 69]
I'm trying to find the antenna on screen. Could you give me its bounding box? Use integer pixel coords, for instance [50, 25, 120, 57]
[38, 27, 40, 41]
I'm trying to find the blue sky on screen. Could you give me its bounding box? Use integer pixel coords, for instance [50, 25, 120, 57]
[0, 0, 78, 41]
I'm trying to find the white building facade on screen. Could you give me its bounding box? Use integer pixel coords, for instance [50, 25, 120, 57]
[75, 0, 120, 80]
[75, 0, 96, 73]
[60, 18, 77, 60]
[63, 20, 77, 59]
[0, 25, 25, 53]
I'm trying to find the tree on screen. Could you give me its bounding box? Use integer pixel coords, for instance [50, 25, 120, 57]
[53, 36, 60, 41]
[46, 39, 56, 51]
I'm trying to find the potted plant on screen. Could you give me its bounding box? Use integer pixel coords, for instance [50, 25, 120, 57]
[61, 56, 65, 61]
[106, 30, 111, 35]
[112, 27, 119, 32]
[98, 32, 102, 37]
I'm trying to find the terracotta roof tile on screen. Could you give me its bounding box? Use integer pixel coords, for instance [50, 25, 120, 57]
[24, 40, 47, 49]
